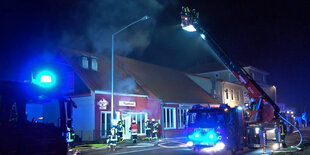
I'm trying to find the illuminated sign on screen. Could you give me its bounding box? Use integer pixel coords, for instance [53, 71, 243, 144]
[119, 101, 136, 107]
[97, 98, 108, 110]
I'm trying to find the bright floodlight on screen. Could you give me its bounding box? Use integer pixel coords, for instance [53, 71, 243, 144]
[237, 106, 243, 111]
[200, 33, 206, 40]
[209, 134, 214, 138]
[215, 142, 225, 150]
[186, 141, 194, 147]
[255, 127, 260, 134]
[182, 25, 196, 32]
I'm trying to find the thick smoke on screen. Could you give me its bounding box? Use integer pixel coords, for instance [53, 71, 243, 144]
[61, 0, 169, 56]
[60, 0, 176, 94]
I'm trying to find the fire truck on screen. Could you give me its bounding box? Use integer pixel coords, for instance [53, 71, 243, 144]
[0, 71, 76, 154]
[180, 6, 302, 153]
[186, 104, 246, 153]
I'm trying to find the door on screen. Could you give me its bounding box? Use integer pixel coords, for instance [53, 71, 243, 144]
[122, 114, 131, 140]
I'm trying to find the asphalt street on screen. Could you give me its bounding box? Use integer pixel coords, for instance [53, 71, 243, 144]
[79, 127, 310, 155]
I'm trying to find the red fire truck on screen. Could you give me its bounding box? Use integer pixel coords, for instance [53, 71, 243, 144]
[180, 6, 301, 153]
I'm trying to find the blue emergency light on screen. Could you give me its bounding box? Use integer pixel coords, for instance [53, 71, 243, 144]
[32, 70, 56, 88]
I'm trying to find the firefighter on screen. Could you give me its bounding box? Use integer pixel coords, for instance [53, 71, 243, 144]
[107, 123, 118, 151]
[279, 119, 287, 148]
[249, 98, 256, 111]
[145, 119, 152, 141]
[117, 120, 124, 142]
[130, 120, 138, 143]
[152, 119, 159, 140]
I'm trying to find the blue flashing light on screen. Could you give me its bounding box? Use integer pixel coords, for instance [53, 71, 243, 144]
[32, 70, 56, 88]
[195, 134, 200, 138]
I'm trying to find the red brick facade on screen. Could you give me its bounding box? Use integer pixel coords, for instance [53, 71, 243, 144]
[94, 93, 161, 140]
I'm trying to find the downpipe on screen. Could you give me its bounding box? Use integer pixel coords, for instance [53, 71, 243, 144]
[278, 113, 303, 150]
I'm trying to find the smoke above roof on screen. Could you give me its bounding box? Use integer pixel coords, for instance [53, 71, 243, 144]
[61, 0, 175, 56]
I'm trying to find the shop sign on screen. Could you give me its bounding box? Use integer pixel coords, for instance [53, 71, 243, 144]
[119, 101, 136, 107]
[97, 98, 109, 110]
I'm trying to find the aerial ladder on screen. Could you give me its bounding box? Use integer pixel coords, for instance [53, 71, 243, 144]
[180, 6, 302, 150]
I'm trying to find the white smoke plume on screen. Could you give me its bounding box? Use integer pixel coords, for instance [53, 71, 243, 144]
[61, 0, 175, 56]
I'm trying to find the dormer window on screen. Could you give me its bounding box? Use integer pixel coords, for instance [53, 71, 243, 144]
[91, 58, 98, 71]
[82, 56, 89, 69]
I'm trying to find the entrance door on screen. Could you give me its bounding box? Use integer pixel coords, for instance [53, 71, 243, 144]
[122, 114, 131, 140]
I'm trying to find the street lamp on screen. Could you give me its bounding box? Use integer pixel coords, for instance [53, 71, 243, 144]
[273, 85, 277, 104]
[111, 16, 149, 125]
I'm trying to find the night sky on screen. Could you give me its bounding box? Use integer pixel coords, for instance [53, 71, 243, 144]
[1, 0, 309, 113]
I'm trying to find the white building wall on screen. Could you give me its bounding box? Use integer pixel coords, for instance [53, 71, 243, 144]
[72, 94, 95, 141]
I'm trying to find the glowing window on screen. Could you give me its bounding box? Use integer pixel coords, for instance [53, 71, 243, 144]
[91, 58, 98, 71]
[82, 56, 88, 69]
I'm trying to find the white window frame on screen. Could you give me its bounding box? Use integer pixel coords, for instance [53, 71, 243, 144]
[129, 112, 147, 135]
[82, 56, 89, 69]
[91, 58, 98, 71]
[231, 89, 234, 101]
[100, 111, 120, 138]
[164, 107, 176, 129]
[178, 108, 188, 129]
[237, 90, 240, 101]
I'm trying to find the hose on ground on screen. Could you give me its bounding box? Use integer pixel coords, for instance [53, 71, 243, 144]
[278, 113, 303, 148]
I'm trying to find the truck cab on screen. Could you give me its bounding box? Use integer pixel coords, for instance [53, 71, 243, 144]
[185, 104, 246, 153]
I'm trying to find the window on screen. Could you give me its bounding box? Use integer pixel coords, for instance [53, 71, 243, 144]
[130, 113, 147, 135]
[225, 88, 229, 100]
[178, 108, 188, 129]
[237, 91, 240, 101]
[82, 56, 89, 69]
[91, 58, 98, 71]
[101, 112, 120, 137]
[164, 107, 176, 129]
[231, 89, 234, 100]
[101, 112, 111, 137]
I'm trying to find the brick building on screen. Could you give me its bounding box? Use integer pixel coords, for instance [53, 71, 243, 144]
[60, 48, 218, 141]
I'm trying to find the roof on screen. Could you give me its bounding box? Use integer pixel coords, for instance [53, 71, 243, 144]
[116, 56, 218, 104]
[60, 48, 218, 104]
[60, 48, 148, 95]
